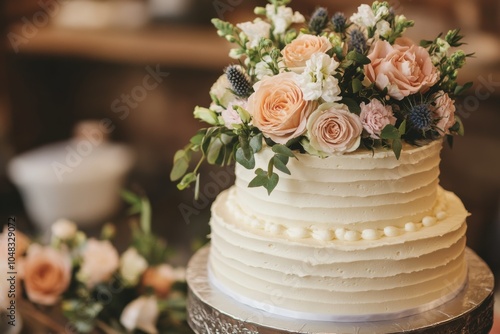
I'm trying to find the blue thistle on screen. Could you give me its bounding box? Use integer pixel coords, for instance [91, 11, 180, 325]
[348, 29, 367, 54]
[309, 7, 329, 35]
[225, 65, 252, 98]
[408, 104, 433, 131]
[331, 12, 347, 33]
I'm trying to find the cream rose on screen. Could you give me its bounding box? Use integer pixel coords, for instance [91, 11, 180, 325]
[141, 264, 177, 298]
[23, 244, 71, 305]
[306, 103, 363, 154]
[365, 38, 439, 100]
[359, 99, 396, 139]
[282, 34, 333, 72]
[432, 91, 456, 135]
[78, 239, 119, 288]
[248, 72, 317, 144]
[51, 218, 77, 240]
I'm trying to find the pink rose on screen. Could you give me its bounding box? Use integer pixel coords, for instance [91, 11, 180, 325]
[432, 91, 456, 135]
[306, 103, 363, 154]
[282, 34, 333, 72]
[248, 72, 317, 144]
[360, 99, 397, 138]
[365, 38, 439, 100]
[23, 244, 71, 305]
[78, 239, 119, 288]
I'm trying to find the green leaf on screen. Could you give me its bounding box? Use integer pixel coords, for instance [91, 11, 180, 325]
[173, 149, 186, 163]
[398, 120, 407, 136]
[352, 78, 363, 93]
[194, 174, 201, 201]
[346, 51, 371, 65]
[177, 172, 197, 190]
[235, 147, 255, 169]
[341, 98, 362, 114]
[248, 174, 268, 188]
[454, 82, 473, 96]
[235, 105, 251, 123]
[121, 189, 141, 206]
[140, 197, 152, 235]
[170, 157, 189, 181]
[271, 144, 295, 158]
[207, 139, 222, 165]
[272, 155, 291, 175]
[193, 106, 218, 125]
[190, 132, 206, 146]
[380, 124, 401, 140]
[392, 139, 403, 160]
[419, 39, 434, 48]
[263, 173, 279, 195]
[249, 133, 263, 153]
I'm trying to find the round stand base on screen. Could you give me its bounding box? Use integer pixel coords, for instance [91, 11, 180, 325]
[187, 246, 494, 334]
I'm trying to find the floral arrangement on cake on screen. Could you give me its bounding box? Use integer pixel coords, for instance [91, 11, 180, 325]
[0, 192, 190, 334]
[171, 0, 471, 195]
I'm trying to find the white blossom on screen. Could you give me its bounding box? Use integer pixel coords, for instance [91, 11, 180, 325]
[265, 4, 305, 35]
[51, 218, 77, 240]
[431, 38, 451, 65]
[119, 248, 148, 286]
[298, 53, 341, 103]
[350, 4, 377, 28]
[237, 19, 271, 49]
[376, 20, 391, 39]
[209, 74, 236, 108]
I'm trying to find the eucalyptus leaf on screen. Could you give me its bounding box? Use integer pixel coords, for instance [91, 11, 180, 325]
[190, 132, 206, 146]
[207, 139, 222, 164]
[398, 120, 407, 136]
[392, 139, 403, 160]
[346, 51, 371, 65]
[177, 172, 197, 190]
[271, 144, 295, 158]
[170, 158, 189, 181]
[248, 174, 268, 188]
[272, 155, 291, 175]
[352, 78, 363, 93]
[235, 147, 255, 169]
[249, 133, 263, 153]
[263, 173, 279, 195]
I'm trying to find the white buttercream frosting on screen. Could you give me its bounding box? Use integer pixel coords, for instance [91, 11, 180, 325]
[208, 141, 469, 320]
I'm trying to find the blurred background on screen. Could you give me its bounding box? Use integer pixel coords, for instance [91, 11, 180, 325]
[0, 0, 499, 288]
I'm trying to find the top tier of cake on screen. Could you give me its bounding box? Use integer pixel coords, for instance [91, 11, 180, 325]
[234, 139, 442, 234]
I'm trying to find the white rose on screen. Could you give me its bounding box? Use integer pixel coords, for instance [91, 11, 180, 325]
[120, 296, 159, 334]
[119, 248, 148, 286]
[51, 218, 77, 240]
[237, 20, 271, 49]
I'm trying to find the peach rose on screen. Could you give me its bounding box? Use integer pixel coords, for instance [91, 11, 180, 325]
[248, 72, 317, 144]
[78, 239, 119, 288]
[282, 34, 333, 72]
[360, 99, 396, 139]
[432, 91, 456, 135]
[306, 103, 363, 154]
[365, 38, 439, 100]
[141, 264, 178, 298]
[23, 244, 71, 305]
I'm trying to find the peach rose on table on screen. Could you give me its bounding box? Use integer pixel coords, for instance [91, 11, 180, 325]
[431, 91, 456, 135]
[141, 264, 179, 298]
[248, 72, 317, 144]
[23, 244, 71, 305]
[282, 34, 333, 72]
[77, 238, 119, 288]
[306, 103, 363, 154]
[365, 38, 439, 100]
[360, 99, 397, 139]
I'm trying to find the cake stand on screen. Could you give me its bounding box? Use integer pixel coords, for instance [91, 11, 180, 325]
[187, 246, 494, 334]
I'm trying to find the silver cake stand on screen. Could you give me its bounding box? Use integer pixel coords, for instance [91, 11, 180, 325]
[187, 246, 495, 334]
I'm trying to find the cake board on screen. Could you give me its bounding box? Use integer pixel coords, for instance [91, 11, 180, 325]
[187, 246, 494, 334]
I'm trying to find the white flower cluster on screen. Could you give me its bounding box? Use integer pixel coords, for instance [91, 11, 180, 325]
[350, 3, 392, 39]
[265, 3, 305, 35]
[297, 53, 341, 103]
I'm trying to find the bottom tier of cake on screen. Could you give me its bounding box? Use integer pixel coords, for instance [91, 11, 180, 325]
[208, 187, 469, 322]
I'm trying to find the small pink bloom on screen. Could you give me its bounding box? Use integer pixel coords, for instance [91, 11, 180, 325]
[365, 38, 439, 100]
[360, 99, 397, 138]
[221, 100, 247, 129]
[23, 244, 71, 305]
[432, 91, 456, 135]
[248, 72, 317, 144]
[306, 103, 363, 154]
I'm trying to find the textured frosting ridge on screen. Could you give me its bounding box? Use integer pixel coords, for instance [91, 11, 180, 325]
[208, 141, 469, 320]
